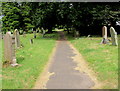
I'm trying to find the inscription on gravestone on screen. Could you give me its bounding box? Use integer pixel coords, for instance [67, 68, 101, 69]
[4, 32, 18, 66]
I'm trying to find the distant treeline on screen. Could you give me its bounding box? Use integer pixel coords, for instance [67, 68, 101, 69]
[1, 2, 120, 35]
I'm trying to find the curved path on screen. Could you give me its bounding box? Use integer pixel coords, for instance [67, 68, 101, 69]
[45, 31, 95, 89]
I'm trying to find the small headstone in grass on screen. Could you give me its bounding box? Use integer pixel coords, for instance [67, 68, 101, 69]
[30, 38, 33, 44]
[110, 27, 118, 46]
[13, 29, 21, 48]
[100, 26, 109, 44]
[87, 35, 91, 38]
[42, 29, 46, 38]
[4, 32, 18, 66]
[23, 31, 26, 37]
[33, 30, 36, 38]
[74, 31, 79, 38]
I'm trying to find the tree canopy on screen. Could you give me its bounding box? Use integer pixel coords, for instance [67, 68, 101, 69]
[1, 2, 120, 35]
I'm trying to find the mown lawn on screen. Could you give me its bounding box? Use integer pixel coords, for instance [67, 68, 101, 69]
[0, 38, 2, 89]
[2, 32, 58, 89]
[67, 34, 118, 89]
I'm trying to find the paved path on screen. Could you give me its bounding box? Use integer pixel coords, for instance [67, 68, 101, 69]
[46, 31, 95, 89]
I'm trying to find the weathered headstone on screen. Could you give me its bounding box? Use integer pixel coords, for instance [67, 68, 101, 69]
[23, 31, 26, 37]
[4, 32, 18, 66]
[74, 30, 79, 38]
[30, 38, 33, 44]
[100, 26, 109, 44]
[42, 28, 46, 38]
[13, 29, 21, 48]
[33, 31, 36, 38]
[110, 27, 118, 46]
[87, 35, 91, 38]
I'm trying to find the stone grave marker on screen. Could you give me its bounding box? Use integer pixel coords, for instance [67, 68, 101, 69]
[100, 26, 109, 44]
[110, 27, 118, 46]
[30, 38, 33, 44]
[42, 28, 46, 38]
[4, 32, 18, 66]
[14, 29, 21, 48]
[33, 30, 36, 38]
[23, 31, 26, 37]
[74, 30, 79, 38]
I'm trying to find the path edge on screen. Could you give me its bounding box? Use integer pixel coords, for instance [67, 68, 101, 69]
[67, 41, 102, 89]
[33, 41, 58, 89]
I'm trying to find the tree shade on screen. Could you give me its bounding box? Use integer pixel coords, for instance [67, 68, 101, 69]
[1, 2, 120, 35]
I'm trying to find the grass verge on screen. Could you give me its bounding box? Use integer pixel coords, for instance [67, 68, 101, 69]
[67, 34, 118, 89]
[2, 32, 58, 89]
[0, 38, 2, 89]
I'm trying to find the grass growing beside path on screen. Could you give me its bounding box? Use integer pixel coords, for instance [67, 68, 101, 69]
[2, 33, 58, 89]
[0, 39, 2, 89]
[67, 35, 118, 89]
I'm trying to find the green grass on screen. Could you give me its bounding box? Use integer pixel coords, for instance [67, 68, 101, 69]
[0, 38, 2, 89]
[2, 32, 58, 89]
[67, 34, 118, 89]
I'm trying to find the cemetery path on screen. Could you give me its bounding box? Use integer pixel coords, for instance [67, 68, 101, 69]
[34, 31, 99, 89]
[45, 31, 95, 89]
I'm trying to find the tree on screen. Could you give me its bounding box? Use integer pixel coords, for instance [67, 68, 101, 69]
[19, 2, 34, 33]
[2, 2, 34, 34]
[2, 2, 20, 33]
[2, 2, 120, 35]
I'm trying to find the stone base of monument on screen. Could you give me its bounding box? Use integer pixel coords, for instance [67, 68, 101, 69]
[11, 63, 19, 67]
[100, 38, 110, 44]
[10, 58, 19, 67]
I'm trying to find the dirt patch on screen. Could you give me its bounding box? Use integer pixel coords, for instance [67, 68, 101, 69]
[67, 41, 103, 89]
[33, 41, 57, 89]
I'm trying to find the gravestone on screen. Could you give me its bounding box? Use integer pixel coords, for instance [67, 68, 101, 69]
[87, 35, 91, 38]
[74, 30, 79, 38]
[110, 27, 118, 46]
[13, 29, 21, 48]
[4, 32, 18, 66]
[42, 28, 46, 38]
[100, 26, 109, 44]
[33, 31, 36, 38]
[30, 38, 33, 44]
[23, 31, 26, 37]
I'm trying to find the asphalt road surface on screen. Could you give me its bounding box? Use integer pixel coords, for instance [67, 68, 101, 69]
[46, 31, 95, 89]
